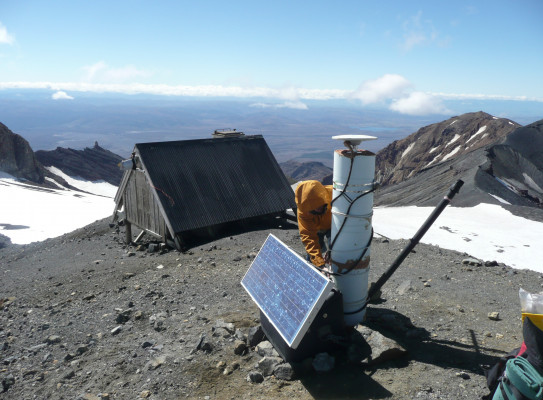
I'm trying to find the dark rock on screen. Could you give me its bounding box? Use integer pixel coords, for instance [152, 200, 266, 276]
[214, 319, 235, 334]
[1, 373, 15, 392]
[3, 356, 17, 365]
[234, 329, 247, 343]
[363, 330, 408, 366]
[233, 340, 247, 355]
[116, 310, 132, 324]
[485, 260, 499, 267]
[255, 341, 279, 357]
[62, 369, 76, 380]
[247, 371, 264, 383]
[194, 334, 213, 353]
[46, 335, 62, 345]
[274, 363, 295, 380]
[258, 356, 283, 376]
[247, 325, 265, 347]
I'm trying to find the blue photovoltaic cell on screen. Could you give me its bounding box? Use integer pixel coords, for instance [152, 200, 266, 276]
[241, 234, 333, 348]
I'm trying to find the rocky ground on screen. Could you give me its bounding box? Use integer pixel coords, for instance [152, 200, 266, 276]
[1, 216, 541, 400]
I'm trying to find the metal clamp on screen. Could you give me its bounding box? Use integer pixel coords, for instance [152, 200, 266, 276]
[331, 210, 373, 219]
[333, 181, 378, 194]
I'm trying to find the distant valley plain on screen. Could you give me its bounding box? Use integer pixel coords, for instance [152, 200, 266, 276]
[1, 91, 542, 165]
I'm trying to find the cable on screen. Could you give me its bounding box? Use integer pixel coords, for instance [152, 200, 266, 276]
[322, 141, 376, 278]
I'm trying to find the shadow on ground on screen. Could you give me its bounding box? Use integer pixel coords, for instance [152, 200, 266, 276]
[178, 215, 298, 250]
[297, 308, 506, 399]
[365, 308, 507, 375]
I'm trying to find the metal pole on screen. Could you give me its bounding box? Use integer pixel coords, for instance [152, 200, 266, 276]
[364, 179, 464, 308]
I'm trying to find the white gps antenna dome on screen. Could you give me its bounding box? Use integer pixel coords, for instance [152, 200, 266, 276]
[332, 134, 377, 150]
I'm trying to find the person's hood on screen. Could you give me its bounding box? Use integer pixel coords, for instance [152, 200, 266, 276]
[295, 180, 331, 213]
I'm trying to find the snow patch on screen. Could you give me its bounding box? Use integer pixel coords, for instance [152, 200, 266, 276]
[509, 121, 514, 125]
[466, 125, 487, 144]
[489, 194, 511, 205]
[441, 146, 461, 162]
[0, 176, 115, 244]
[45, 177, 66, 189]
[429, 146, 439, 154]
[401, 142, 415, 159]
[446, 134, 461, 147]
[373, 204, 543, 271]
[45, 166, 118, 198]
[448, 120, 458, 126]
[523, 173, 543, 193]
[427, 153, 442, 167]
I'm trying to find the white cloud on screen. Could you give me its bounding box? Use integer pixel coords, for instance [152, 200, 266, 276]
[352, 74, 412, 104]
[0, 79, 541, 117]
[250, 101, 308, 110]
[0, 22, 15, 45]
[82, 61, 107, 81]
[51, 90, 74, 100]
[0, 81, 348, 100]
[401, 11, 443, 52]
[390, 92, 450, 115]
[82, 61, 151, 83]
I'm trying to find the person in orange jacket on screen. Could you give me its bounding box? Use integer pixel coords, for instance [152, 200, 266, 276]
[294, 180, 333, 267]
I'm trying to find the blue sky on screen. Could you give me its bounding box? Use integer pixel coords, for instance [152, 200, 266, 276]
[1, 0, 542, 115]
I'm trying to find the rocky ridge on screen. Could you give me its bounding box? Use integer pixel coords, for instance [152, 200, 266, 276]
[36, 142, 124, 186]
[0, 122, 44, 183]
[375, 111, 520, 187]
[375, 118, 543, 210]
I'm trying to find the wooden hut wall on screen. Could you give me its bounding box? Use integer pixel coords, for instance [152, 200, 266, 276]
[124, 170, 167, 238]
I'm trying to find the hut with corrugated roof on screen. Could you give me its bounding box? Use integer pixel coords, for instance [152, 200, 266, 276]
[113, 135, 295, 250]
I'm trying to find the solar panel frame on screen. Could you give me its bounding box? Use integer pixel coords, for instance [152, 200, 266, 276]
[241, 234, 334, 349]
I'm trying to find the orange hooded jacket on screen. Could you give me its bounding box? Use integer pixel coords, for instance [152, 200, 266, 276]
[295, 180, 333, 267]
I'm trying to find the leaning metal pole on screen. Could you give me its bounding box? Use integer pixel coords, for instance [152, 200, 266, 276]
[363, 179, 464, 310]
[330, 135, 377, 326]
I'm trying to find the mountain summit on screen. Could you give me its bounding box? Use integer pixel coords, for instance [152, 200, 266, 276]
[375, 111, 520, 186]
[375, 114, 543, 211]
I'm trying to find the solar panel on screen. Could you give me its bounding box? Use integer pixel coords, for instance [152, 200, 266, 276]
[241, 234, 334, 349]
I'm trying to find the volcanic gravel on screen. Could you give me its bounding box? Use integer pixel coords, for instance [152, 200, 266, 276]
[1, 216, 541, 399]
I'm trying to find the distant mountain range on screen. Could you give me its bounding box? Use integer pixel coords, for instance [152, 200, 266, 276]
[279, 160, 332, 184]
[277, 111, 543, 214]
[2, 111, 543, 216]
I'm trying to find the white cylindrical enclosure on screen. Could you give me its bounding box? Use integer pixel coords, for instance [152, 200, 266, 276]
[330, 148, 375, 326]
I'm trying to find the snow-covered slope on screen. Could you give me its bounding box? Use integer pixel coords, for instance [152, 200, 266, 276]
[0, 172, 115, 244]
[2, 170, 542, 273]
[373, 204, 543, 272]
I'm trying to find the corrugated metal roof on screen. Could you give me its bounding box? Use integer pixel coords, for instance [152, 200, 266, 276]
[135, 135, 296, 234]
